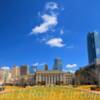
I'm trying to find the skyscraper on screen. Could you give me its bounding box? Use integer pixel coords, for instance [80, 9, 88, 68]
[29, 66, 37, 74]
[53, 57, 62, 71]
[44, 64, 48, 71]
[11, 65, 20, 78]
[20, 65, 29, 76]
[87, 32, 100, 64]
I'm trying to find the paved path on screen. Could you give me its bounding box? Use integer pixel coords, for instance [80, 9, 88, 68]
[64, 86, 100, 95]
[78, 89, 100, 95]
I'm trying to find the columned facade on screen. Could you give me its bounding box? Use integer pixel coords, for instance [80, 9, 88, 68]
[36, 71, 73, 85]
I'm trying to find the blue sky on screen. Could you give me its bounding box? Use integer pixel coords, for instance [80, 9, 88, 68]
[0, 0, 100, 72]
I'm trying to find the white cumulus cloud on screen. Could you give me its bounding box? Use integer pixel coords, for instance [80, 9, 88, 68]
[60, 29, 64, 35]
[31, 2, 60, 35]
[66, 64, 77, 68]
[67, 70, 75, 73]
[63, 69, 75, 73]
[46, 38, 65, 47]
[1, 66, 10, 70]
[45, 2, 58, 10]
[32, 63, 39, 66]
[32, 62, 46, 66]
[31, 14, 58, 34]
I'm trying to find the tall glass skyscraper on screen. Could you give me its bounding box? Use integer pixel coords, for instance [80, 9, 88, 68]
[29, 66, 37, 74]
[53, 57, 62, 71]
[87, 32, 100, 64]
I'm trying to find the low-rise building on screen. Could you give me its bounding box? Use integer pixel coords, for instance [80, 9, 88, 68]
[0, 66, 11, 84]
[36, 70, 73, 85]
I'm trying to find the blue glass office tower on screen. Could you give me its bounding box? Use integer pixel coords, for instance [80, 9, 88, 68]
[53, 57, 62, 71]
[29, 66, 37, 74]
[87, 32, 100, 64]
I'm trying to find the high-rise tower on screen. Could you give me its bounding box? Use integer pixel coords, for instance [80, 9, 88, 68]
[53, 57, 62, 71]
[87, 32, 100, 64]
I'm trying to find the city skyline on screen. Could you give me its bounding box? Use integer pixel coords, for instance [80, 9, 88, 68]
[0, 0, 100, 73]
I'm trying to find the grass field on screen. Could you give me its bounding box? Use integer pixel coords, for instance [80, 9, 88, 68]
[0, 86, 100, 100]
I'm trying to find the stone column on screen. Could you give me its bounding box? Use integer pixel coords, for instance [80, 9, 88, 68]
[39, 74, 41, 82]
[54, 75, 56, 84]
[51, 75, 53, 85]
[46, 75, 47, 85]
[60, 74, 62, 82]
[48, 75, 51, 85]
[36, 74, 38, 84]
